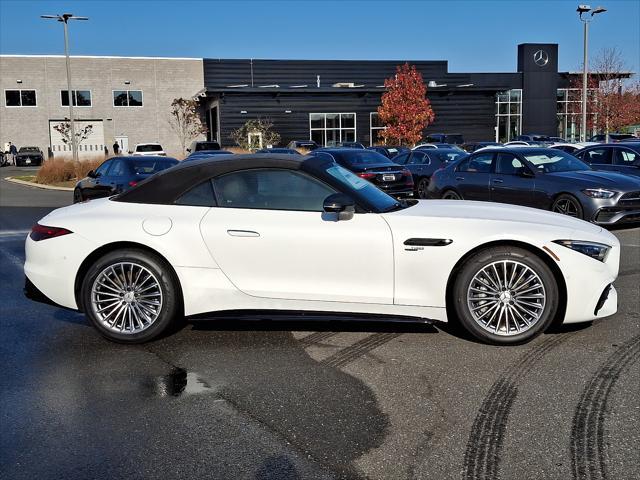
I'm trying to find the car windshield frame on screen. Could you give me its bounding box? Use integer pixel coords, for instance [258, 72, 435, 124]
[520, 149, 592, 173]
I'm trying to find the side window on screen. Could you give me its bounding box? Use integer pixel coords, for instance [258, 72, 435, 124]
[584, 148, 612, 165]
[175, 180, 216, 207]
[496, 153, 525, 175]
[408, 152, 430, 165]
[460, 153, 493, 173]
[614, 148, 639, 165]
[213, 169, 336, 212]
[109, 160, 128, 176]
[311, 152, 336, 162]
[95, 160, 112, 177]
[394, 153, 410, 165]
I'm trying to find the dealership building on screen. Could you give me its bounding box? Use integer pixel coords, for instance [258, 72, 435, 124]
[0, 44, 607, 157]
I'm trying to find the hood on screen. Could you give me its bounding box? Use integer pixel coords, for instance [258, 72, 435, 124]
[385, 199, 603, 234]
[546, 170, 640, 189]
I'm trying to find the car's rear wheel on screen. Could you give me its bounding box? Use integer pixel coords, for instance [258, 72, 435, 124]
[417, 178, 430, 199]
[81, 248, 180, 343]
[551, 194, 583, 219]
[442, 190, 462, 200]
[73, 188, 83, 203]
[452, 246, 558, 345]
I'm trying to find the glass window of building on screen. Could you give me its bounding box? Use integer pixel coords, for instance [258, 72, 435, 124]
[495, 89, 521, 142]
[309, 113, 356, 147]
[370, 112, 386, 146]
[5, 89, 37, 107]
[113, 90, 143, 107]
[61, 90, 92, 107]
[556, 88, 597, 142]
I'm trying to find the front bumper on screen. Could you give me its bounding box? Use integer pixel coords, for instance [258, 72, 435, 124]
[593, 207, 640, 225]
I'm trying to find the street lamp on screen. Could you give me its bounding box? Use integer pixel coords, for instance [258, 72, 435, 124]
[41, 13, 88, 162]
[576, 5, 606, 142]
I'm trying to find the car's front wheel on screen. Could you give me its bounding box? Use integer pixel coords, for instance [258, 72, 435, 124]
[417, 178, 430, 199]
[81, 248, 181, 343]
[442, 190, 462, 200]
[452, 246, 558, 345]
[551, 194, 584, 219]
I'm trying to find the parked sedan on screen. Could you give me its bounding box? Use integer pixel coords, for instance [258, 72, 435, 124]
[573, 143, 640, 177]
[256, 148, 300, 155]
[462, 142, 503, 153]
[287, 140, 319, 151]
[367, 146, 410, 159]
[74, 156, 178, 203]
[427, 147, 640, 225]
[186, 141, 221, 153]
[394, 148, 468, 198]
[312, 148, 414, 197]
[15, 146, 44, 166]
[25, 153, 620, 346]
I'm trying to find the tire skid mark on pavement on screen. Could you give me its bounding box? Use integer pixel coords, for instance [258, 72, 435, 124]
[570, 334, 640, 480]
[320, 332, 401, 368]
[298, 331, 338, 347]
[463, 333, 572, 480]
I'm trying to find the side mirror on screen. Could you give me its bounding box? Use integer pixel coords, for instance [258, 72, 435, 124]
[323, 193, 356, 221]
[186, 148, 191, 153]
[87, 170, 96, 178]
[518, 169, 534, 178]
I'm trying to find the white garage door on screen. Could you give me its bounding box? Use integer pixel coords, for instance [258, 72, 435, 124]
[49, 119, 105, 158]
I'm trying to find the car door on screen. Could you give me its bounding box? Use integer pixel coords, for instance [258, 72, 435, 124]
[612, 147, 640, 177]
[402, 151, 429, 182]
[82, 159, 113, 199]
[199, 168, 394, 304]
[490, 152, 537, 207]
[581, 147, 614, 172]
[454, 152, 494, 200]
[106, 159, 130, 194]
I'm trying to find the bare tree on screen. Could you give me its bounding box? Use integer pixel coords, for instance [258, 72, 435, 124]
[53, 118, 93, 158]
[168, 98, 208, 155]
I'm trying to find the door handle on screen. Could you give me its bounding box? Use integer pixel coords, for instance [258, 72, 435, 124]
[227, 230, 260, 237]
[492, 179, 504, 184]
[455, 176, 465, 181]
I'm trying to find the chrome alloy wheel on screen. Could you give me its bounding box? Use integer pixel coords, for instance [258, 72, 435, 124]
[466, 260, 546, 336]
[90, 262, 163, 334]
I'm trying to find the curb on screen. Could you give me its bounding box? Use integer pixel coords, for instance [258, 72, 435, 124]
[4, 177, 74, 192]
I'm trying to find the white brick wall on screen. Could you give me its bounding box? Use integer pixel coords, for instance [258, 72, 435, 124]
[0, 55, 205, 158]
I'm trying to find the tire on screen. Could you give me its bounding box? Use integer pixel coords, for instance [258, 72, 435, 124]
[551, 194, 584, 220]
[73, 188, 83, 204]
[442, 189, 462, 200]
[452, 246, 558, 345]
[417, 178, 430, 199]
[80, 248, 181, 343]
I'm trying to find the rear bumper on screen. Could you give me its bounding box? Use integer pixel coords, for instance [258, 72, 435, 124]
[24, 276, 63, 308]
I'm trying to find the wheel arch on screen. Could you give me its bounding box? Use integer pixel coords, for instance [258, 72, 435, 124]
[74, 241, 184, 315]
[445, 239, 567, 327]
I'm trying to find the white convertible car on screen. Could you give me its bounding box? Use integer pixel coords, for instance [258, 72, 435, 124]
[24, 154, 620, 345]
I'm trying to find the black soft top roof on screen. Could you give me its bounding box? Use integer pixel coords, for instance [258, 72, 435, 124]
[115, 154, 320, 204]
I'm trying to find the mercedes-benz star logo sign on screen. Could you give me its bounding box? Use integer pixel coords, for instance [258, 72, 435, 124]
[533, 49, 549, 67]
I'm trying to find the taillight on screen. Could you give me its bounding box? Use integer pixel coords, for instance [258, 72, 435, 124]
[402, 169, 414, 185]
[358, 172, 376, 180]
[128, 180, 138, 187]
[29, 224, 73, 241]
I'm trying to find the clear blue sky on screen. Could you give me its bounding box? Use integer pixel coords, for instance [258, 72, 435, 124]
[1, 0, 638, 73]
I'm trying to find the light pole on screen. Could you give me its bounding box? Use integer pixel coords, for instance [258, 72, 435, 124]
[41, 13, 88, 162]
[576, 5, 606, 142]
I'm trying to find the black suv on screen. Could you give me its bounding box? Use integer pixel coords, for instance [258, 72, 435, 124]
[15, 147, 44, 166]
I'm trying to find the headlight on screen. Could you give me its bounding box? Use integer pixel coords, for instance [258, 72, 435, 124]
[581, 188, 616, 199]
[553, 240, 611, 262]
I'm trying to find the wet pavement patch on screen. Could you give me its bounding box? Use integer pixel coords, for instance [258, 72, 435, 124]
[145, 367, 213, 397]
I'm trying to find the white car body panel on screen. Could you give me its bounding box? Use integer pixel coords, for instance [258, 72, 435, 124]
[132, 143, 166, 156]
[24, 197, 619, 325]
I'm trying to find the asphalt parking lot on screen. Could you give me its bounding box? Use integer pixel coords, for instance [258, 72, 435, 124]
[0, 165, 638, 480]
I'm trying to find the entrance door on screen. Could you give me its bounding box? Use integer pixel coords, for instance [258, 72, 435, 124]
[115, 136, 129, 155]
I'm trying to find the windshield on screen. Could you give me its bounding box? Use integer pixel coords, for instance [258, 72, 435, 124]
[195, 142, 220, 151]
[131, 159, 177, 174]
[523, 150, 591, 173]
[331, 150, 391, 166]
[19, 147, 39, 153]
[325, 165, 400, 212]
[434, 151, 468, 163]
[136, 144, 163, 152]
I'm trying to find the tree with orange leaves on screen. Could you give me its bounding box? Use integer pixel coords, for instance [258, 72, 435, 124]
[377, 63, 435, 146]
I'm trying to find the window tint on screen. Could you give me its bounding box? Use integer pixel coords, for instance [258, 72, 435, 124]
[109, 160, 128, 177]
[214, 169, 336, 211]
[615, 148, 638, 164]
[393, 153, 410, 165]
[496, 153, 526, 175]
[584, 148, 611, 165]
[408, 152, 430, 165]
[175, 180, 215, 207]
[459, 153, 493, 173]
[131, 159, 177, 174]
[95, 160, 112, 176]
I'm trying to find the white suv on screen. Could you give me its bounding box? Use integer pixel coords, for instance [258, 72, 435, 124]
[132, 143, 166, 156]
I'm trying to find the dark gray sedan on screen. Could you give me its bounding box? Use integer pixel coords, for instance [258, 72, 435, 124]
[427, 147, 640, 225]
[574, 142, 640, 177]
[394, 148, 468, 198]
